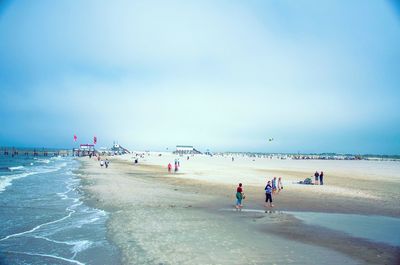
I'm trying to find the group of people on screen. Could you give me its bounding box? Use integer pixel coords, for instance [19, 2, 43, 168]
[168, 159, 180, 173]
[100, 159, 109, 169]
[314, 171, 324, 185]
[235, 177, 284, 210]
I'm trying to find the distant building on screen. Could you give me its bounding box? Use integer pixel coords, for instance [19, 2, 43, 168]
[73, 144, 96, 156]
[110, 144, 130, 155]
[174, 145, 201, 155]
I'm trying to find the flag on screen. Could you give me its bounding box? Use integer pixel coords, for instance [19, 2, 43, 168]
[94, 136, 97, 145]
[73, 134, 77, 142]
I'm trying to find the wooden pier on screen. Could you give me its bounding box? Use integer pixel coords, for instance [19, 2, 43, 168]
[0, 147, 71, 157]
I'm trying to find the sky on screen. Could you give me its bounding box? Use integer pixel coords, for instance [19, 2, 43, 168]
[0, 0, 399, 154]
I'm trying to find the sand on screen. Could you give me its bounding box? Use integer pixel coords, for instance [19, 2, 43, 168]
[77, 153, 400, 264]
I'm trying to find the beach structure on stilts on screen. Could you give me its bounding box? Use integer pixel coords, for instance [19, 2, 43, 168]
[173, 145, 202, 155]
[109, 143, 131, 155]
[97, 142, 131, 155]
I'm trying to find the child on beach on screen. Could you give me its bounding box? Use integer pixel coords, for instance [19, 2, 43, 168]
[265, 181, 273, 207]
[235, 183, 244, 211]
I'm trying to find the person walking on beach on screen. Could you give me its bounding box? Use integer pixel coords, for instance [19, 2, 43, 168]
[235, 183, 244, 211]
[168, 163, 172, 173]
[278, 177, 283, 192]
[320, 171, 324, 185]
[314, 171, 319, 185]
[100, 160, 104, 168]
[265, 181, 273, 207]
[105, 159, 109, 168]
[174, 163, 178, 173]
[272, 177, 277, 194]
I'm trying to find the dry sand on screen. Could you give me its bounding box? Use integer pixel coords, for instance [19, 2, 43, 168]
[77, 153, 400, 265]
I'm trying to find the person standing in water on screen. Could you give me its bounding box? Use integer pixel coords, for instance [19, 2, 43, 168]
[235, 183, 244, 211]
[265, 180, 273, 207]
[320, 171, 324, 185]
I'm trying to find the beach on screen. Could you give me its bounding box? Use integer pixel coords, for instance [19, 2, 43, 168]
[78, 153, 400, 265]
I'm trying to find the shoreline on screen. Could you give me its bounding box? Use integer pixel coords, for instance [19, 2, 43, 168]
[77, 154, 400, 264]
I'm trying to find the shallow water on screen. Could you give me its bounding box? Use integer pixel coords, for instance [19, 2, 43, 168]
[0, 156, 120, 265]
[288, 211, 400, 247]
[109, 204, 359, 264]
[220, 208, 400, 247]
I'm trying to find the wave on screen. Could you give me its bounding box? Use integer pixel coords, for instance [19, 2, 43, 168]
[51, 156, 65, 161]
[0, 172, 36, 192]
[33, 235, 93, 258]
[9, 166, 24, 171]
[5, 251, 85, 265]
[37, 159, 50, 164]
[0, 159, 70, 194]
[0, 199, 80, 242]
[71, 240, 93, 257]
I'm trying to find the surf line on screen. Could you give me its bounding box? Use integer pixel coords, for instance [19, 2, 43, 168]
[0, 202, 82, 242]
[5, 251, 85, 265]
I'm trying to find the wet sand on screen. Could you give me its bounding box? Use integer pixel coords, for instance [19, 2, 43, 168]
[78, 154, 400, 264]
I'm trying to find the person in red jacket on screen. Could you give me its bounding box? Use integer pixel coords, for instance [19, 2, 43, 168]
[235, 183, 244, 211]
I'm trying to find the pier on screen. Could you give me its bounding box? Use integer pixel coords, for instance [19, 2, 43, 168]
[0, 147, 71, 157]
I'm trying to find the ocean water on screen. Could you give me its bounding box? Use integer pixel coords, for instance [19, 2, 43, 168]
[0, 155, 121, 265]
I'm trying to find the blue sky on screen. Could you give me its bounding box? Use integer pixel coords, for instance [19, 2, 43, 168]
[0, 0, 399, 154]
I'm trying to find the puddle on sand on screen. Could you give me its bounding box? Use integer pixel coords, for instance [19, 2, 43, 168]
[287, 211, 400, 247]
[220, 208, 400, 247]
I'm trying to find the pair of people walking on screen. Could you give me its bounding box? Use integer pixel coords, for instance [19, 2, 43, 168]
[271, 177, 283, 194]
